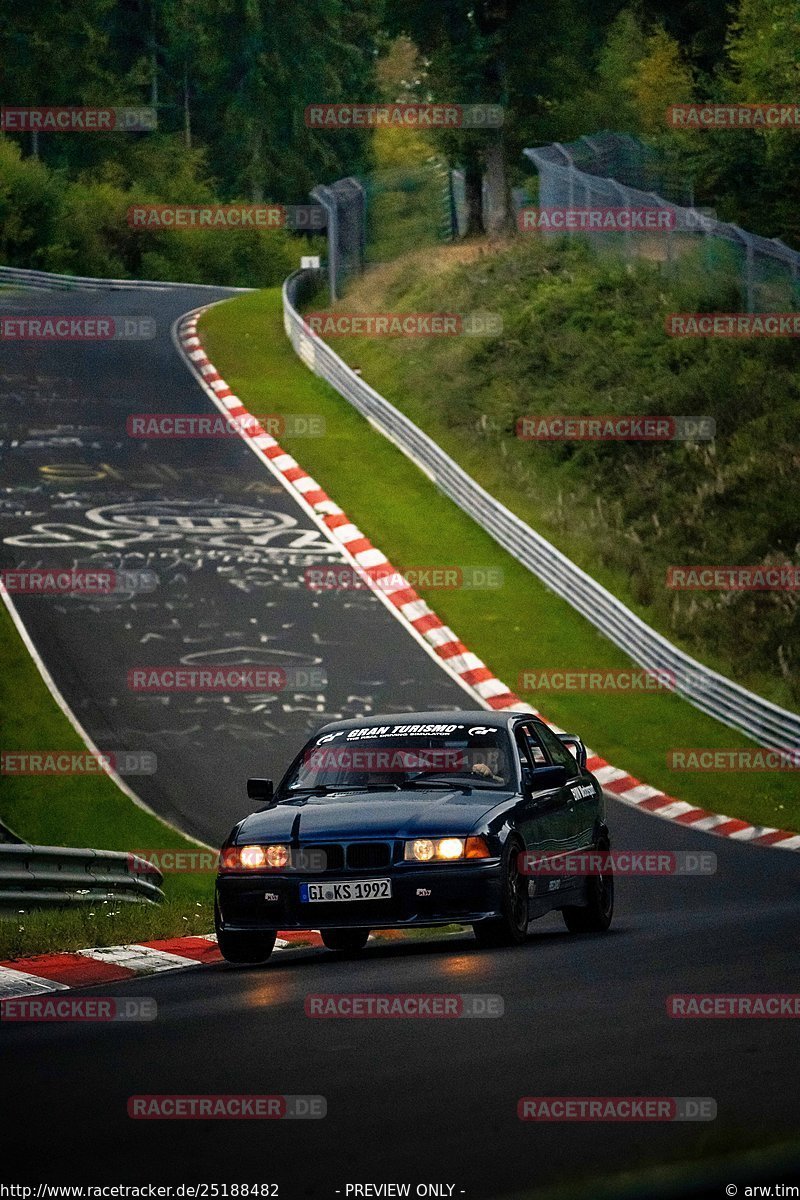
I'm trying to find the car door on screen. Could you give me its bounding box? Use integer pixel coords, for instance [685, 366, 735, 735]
[535, 722, 599, 851]
[512, 722, 576, 902]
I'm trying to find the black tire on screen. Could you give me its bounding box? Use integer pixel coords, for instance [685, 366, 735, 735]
[472, 837, 529, 948]
[215, 899, 276, 963]
[321, 928, 370, 953]
[562, 844, 614, 933]
[216, 928, 277, 963]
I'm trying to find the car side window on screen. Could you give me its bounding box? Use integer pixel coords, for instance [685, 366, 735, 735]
[517, 726, 547, 766]
[535, 724, 581, 780]
[514, 729, 536, 786]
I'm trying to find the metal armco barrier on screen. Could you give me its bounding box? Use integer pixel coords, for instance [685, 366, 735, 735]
[283, 269, 800, 753]
[0, 843, 164, 909]
[0, 265, 253, 292]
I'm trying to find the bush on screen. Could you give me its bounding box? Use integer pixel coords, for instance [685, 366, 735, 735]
[0, 134, 313, 286]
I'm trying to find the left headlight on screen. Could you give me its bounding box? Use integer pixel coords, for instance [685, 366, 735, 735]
[404, 836, 490, 862]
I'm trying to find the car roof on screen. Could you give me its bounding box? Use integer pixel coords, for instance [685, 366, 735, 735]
[314, 710, 531, 735]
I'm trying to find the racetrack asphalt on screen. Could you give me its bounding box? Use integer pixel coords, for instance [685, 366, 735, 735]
[0, 283, 798, 1195]
[1, 801, 799, 1193]
[0, 284, 469, 844]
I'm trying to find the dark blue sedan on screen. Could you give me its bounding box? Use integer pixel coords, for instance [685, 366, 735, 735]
[214, 710, 613, 961]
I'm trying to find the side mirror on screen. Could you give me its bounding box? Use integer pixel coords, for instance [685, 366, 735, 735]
[528, 764, 567, 793]
[558, 734, 587, 770]
[247, 777, 274, 805]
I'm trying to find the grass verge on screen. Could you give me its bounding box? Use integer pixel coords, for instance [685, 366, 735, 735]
[331, 238, 800, 715]
[201, 288, 798, 831]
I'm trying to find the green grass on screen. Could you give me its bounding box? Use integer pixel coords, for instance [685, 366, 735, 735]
[0, 898, 213, 961]
[201, 288, 798, 832]
[332, 238, 800, 715]
[0, 600, 215, 959]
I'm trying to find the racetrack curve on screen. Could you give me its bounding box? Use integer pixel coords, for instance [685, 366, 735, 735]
[0, 283, 798, 1195]
[0, 284, 470, 844]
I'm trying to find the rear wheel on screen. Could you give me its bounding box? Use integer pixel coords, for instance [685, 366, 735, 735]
[562, 843, 614, 933]
[473, 837, 528, 948]
[321, 928, 370, 954]
[215, 899, 277, 963]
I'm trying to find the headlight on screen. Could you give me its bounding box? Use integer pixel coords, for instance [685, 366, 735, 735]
[239, 844, 267, 869]
[404, 836, 492, 862]
[220, 844, 291, 871]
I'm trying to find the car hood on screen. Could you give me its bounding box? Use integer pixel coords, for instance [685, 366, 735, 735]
[236, 787, 516, 842]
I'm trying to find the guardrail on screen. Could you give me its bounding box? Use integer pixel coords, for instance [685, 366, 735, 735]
[0, 265, 252, 292]
[283, 268, 800, 753]
[0, 843, 164, 910]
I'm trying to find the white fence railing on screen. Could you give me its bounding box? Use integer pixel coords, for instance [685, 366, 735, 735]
[283, 269, 800, 753]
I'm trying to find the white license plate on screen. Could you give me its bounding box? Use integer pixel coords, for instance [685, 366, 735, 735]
[301, 878, 391, 903]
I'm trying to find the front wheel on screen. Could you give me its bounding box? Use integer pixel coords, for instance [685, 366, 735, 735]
[473, 837, 528, 948]
[215, 899, 277, 963]
[562, 846, 614, 933]
[216, 927, 277, 964]
[321, 928, 370, 954]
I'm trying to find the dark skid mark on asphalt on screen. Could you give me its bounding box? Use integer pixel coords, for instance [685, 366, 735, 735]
[0, 286, 469, 842]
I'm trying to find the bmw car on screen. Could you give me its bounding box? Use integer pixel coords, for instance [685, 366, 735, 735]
[214, 710, 613, 962]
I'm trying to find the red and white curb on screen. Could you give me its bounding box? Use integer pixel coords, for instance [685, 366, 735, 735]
[174, 310, 799, 856]
[0, 933, 326, 1000]
[0, 929, 436, 1000]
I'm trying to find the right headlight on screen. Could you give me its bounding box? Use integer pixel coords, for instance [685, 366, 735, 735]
[219, 843, 291, 871]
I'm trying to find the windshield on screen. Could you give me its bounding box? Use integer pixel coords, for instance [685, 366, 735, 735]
[281, 720, 514, 793]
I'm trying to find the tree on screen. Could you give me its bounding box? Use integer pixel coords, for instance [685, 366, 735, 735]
[628, 26, 694, 137]
[384, 0, 614, 236]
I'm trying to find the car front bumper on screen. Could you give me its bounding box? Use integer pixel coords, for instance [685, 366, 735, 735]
[216, 860, 502, 931]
